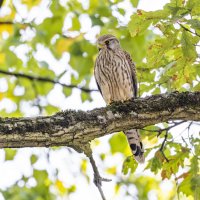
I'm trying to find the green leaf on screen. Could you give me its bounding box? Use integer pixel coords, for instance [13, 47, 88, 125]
[129, 9, 170, 37]
[178, 174, 193, 196]
[63, 87, 72, 97]
[140, 125, 160, 140]
[106, 166, 117, 175]
[109, 132, 130, 155]
[68, 185, 76, 193]
[130, 0, 139, 7]
[5, 149, 17, 160]
[30, 154, 38, 164]
[81, 92, 92, 102]
[165, 0, 186, 18]
[50, 1, 67, 18]
[146, 151, 163, 174]
[70, 56, 93, 76]
[34, 81, 54, 96]
[80, 40, 96, 56]
[122, 156, 138, 175]
[143, 9, 170, 21]
[97, 6, 110, 17]
[36, 14, 64, 44]
[21, 0, 41, 10]
[118, 8, 125, 15]
[100, 153, 106, 161]
[186, 0, 200, 15]
[33, 169, 49, 186]
[191, 175, 200, 193]
[69, 41, 82, 56]
[18, 79, 35, 100]
[90, 15, 104, 26]
[128, 12, 151, 37]
[45, 105, 59, 115]
[181, 30, 197, 61]
[71, 17, 81, 31]
[188, 19, 200, 30]
[120, 33, 148, 64]
[161, 148, 189, 179]
[5, 50, 23, 68]
[80, 159, 87, 174]
[152, 87, 161, 95]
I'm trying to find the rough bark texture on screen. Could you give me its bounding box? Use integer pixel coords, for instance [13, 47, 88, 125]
[0, 92, 199, 150]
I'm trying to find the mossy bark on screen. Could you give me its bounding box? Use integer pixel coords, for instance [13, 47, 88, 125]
[0, 92, 199, 149]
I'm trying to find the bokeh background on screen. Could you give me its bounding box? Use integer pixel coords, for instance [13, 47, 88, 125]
[0, 0, 199, 199]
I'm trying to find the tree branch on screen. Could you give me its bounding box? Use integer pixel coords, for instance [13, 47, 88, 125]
[0, 21, 13, 24]
[160, 130, 169, 162]
[0, 0, 4, 9]
[178, 22, 200, 38]
[0, 91, 199, 149]
[89, 155, 110, 200]
[141, 120, 186, 136]
[142, 120, 187, 162]
[0, 69, 97, 93]
[80, 144, 110, 200]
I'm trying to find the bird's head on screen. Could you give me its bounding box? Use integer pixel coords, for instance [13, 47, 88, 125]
[97, 34, 120, 51]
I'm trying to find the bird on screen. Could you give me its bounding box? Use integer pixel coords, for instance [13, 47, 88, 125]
[94, 34, 144, 163]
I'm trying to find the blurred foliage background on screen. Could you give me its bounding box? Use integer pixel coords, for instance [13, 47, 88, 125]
[0, 0, 199, 199]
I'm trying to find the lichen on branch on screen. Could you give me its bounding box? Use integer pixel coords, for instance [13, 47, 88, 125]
[0, 91, 199, 149]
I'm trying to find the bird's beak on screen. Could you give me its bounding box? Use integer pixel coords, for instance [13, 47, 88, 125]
[97, 42, 105, 49]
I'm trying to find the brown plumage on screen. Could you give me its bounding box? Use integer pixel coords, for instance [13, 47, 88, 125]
[94, 34, 144, 163]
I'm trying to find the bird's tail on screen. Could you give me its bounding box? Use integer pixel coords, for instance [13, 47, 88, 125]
[124, 129, 145, 163]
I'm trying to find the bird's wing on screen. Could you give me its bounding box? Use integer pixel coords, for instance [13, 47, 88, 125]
[94, 61, 103, 96]
[123, 50, 138, 97]
[96, 80, 103, 96]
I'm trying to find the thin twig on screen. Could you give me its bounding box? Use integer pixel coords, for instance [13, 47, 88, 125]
[89, 155, 111, 200]
[142, 121, 186, 162]
[181, 136, 188, 147]
[0, 69, 97, 93]
[82, 144, 111, 200]
[158, 121, 186, 162]
[160, 131, 169, 162]
[0, 21, 13, 24]
[171, 121, 193, 142]
[141, 120, 186, 137]
[178, 22, 200, 38]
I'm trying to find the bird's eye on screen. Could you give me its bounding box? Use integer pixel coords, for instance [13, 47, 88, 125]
[98, 48, 102, 51]
[105, 40, 109, 45]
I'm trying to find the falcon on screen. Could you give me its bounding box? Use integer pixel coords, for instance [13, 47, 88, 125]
[94, 34, 144, 163]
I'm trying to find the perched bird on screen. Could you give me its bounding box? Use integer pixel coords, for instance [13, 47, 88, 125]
[94, 34, 144, 163]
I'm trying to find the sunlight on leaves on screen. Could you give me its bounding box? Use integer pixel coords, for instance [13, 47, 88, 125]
[5, 149, 17, 161]
[122, 156, 138, 175]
